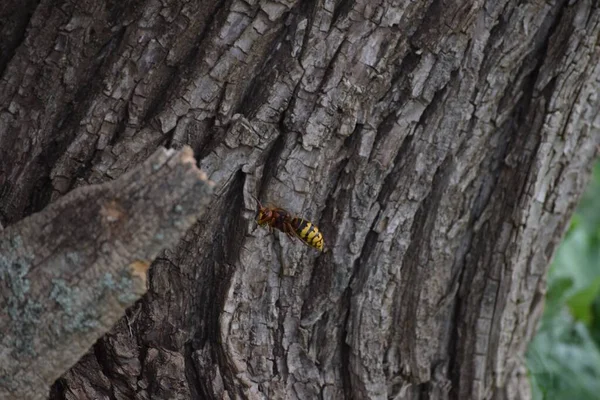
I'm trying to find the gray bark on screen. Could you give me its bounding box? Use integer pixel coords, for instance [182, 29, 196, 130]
[0, 146, 213, 399]
[0, 0, 599, 399]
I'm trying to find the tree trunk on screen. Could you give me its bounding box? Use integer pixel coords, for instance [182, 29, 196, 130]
[1, 0, 599, 399]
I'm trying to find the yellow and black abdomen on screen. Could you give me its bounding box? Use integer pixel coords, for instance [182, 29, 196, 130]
[292, 217, 325, 251]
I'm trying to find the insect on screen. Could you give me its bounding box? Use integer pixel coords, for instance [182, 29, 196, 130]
[253, 197, 325, 251]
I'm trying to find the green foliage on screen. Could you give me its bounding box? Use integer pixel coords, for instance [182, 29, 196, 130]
[527, 163, 600, 400]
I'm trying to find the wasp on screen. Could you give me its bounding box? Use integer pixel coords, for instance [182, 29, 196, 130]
[253, 197, 325, 251]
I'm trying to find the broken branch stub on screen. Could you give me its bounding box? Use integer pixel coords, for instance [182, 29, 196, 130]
[0, 146, 213, 400]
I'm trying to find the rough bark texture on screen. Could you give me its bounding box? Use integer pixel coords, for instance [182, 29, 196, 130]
[0, 146, 213, 400]
[1, 0, 599, 399]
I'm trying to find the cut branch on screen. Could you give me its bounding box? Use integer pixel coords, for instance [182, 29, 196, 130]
[0, 146, 213, 400]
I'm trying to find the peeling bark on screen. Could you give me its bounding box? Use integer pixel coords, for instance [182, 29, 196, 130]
[1, 0, 599, 399]
[0, 146, 212, 399]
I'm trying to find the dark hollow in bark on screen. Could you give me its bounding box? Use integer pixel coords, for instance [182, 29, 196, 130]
[0, 0, 599, 399]
[0, 146, 213, 400]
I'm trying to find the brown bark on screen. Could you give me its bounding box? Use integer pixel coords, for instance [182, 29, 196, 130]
[1, 0, 599, 399]
[0, 146, 213, 400]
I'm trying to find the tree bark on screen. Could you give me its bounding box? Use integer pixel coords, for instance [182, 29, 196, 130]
[1, 0, 599, 399]
[0, 146, 213, 400]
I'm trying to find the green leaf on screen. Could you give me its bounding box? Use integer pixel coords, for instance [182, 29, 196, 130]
[526, 160, 600, 400]
[566, 277, 600, 326]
